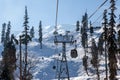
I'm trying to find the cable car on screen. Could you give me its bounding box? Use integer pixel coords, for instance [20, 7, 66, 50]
[71, 49, 78, 58]
[53, 65, 56, 70]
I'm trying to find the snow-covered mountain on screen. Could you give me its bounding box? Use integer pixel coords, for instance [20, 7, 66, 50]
[25, 24, 85, 80]
[0, 24, 116, 80]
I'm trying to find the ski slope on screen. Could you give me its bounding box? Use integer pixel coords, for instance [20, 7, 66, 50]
[0, 24, 120, 80]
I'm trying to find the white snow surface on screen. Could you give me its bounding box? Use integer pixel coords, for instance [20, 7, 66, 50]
[0, 24, 120, 80]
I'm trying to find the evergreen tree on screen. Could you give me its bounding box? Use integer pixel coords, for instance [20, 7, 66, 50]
[81, 12, 89, 76]
[20, 6, 31, 80]
[98, 33, 104, 55]
[98, 10, 108, 56]
[76, 21, 80, 31]
[38, 21, 42, 49]
[117, 15, 120, 28]
[89, 21, 94, 36]
[30, 26, 35, 39]
[4, 21, 11, 47]
[91, 39, 98, 68]
[117, 15, 120, 46]
[107, 0, 118, 80]
[82, 55, 89, 75]
[21, 6, 31, 44]
[1, 23, 18, 78]
[1, 23, 6, 43]
[118, 30, 120, 47]
[118, 15, 120, 50]
[1, 34, 18, 80]
[90, 38, 100, 80]
[81, 12, 88, 48]
[102, 10, 109, 80]
[84, 12, 88, 30]
[1, 66, 11, 80]
[6, 21, 11, 42]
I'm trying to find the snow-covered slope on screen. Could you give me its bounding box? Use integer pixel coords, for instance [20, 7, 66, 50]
[0, 24, 108, 80]
[26, 24, 85, 80]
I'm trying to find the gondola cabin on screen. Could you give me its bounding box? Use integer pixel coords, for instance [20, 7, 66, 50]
[71, 49, 78, 58]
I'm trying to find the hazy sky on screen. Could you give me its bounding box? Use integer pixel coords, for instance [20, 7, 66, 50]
[0, 0, 120, 31]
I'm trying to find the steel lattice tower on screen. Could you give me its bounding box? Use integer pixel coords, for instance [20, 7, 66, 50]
[54, 31, 74, 80]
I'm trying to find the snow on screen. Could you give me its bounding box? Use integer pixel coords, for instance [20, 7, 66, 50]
[1, 24, 120, 80]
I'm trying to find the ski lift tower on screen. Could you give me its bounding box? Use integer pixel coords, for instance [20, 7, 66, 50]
[54, 31, 74, 80]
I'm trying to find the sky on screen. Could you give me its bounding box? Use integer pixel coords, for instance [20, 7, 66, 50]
[0, 0, 120, 31]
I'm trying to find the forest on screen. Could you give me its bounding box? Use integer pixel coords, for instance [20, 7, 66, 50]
[0, 0, 120, 80]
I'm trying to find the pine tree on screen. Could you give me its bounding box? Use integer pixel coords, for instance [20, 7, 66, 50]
[4, 21, 11, 47]
[1, 23, 17, 80]
[118, 15, 120, 51]
[117, 15, 120, 28]
[90, 38, 100, 80]
[76, 21, 80, 31]
[84, 12, 88, 30]
[98, 34, 104, 55]
[1, 34, 18, 80]
[20, 6, 31, 80]
[107, 0, 118, 80]
[90, 21, 94, 36]
[6, 21, 11, 42]
[38, 21, 42, 49]
[102, 9, 109, 80]
[30, 26, 35, 39]
[91, 39, 98, 68]
[1, 66, 11, 80]
[81, 12, 88, 48]
[82, 55, 89, 75]
[1, 23, 6, 43]
[81, 12, 89, 76]
[98, 10, 108, 56]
